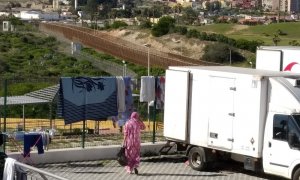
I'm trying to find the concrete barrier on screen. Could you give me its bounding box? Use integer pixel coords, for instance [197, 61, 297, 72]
[8, 142, 166, 164]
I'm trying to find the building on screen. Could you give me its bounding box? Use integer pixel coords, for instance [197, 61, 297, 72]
[53, 0, 59, 10]
[262, 0, 300, 13]
[2, 21, 14, 32]
[232, 0, 259, 9]
[20, 10, 42, 20]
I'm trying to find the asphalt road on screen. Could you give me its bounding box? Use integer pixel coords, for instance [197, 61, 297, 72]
[32, 155, 286, 180]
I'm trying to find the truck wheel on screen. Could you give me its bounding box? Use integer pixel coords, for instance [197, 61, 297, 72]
[293, 168, 300, 180]
[188, 147, 206, 171]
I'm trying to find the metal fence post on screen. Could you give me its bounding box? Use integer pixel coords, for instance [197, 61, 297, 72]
[3, 79, 7, 152]
[152, 100, 156, 144]
[152, 78, 157, 144]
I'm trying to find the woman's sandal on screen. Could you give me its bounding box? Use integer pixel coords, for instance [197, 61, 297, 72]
[134, 168, 138, 175]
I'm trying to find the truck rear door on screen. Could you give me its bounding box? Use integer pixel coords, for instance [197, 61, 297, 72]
[208, 76, 235, 150]
[163, 69, 190, 141]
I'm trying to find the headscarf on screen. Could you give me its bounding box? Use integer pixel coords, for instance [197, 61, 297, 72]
[130, 112, 139, 121]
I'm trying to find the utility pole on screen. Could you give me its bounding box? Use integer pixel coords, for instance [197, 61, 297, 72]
[229, 48, 232, 65]
[75, 0, 78, 10]
[277, 0, 281, 23]
[144, 43, 151, 129]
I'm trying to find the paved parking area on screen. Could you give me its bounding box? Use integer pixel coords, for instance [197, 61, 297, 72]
[33, 155, 285, 180]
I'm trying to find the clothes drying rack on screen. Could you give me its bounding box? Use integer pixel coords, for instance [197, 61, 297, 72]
[3, 132, 44, 165]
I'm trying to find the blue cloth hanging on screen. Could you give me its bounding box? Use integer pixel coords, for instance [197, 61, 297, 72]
[58, 77, 118, 124]
[23, 134, 44, 157]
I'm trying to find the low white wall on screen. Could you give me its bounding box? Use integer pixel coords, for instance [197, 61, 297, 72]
[8, 142, 166, 164]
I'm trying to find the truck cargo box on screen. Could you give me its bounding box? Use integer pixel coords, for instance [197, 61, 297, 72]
[256, 46, 300, 72]
[164, 66, 299, 158]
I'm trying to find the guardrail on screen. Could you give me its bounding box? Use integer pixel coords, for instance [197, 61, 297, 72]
[14, 160, 68, 180]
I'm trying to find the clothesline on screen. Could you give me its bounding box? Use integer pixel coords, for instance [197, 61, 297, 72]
[58, 76, 165, 125]
[2, 130, 53, 159]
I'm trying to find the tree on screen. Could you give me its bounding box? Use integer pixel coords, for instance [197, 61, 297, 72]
[205, 1, 211, 11]
[202, 43, 244, 64]
[0, 59, 9, 72]
[212, 1, 221, 11]
[151, 16, 175, 37]
[172, 3, 183, 14]
[272, 34, 281, 46]
[139, 19, 152, 29]
[182, 7, 198, 25]
[151, 5, 163, 18]
[186, 29, 200, 38]
[9, 16, 23, 26]
[174, 26, 187, 35]
[289, 40, 300, 46]
[85, 0, 98, 20]
[111, 21, 128, 29]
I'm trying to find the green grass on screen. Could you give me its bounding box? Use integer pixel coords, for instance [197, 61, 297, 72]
[188, 23, 237, 34]
[232, 22, 300, 45]
[189, 22, 300, 46]
[234, 22, 300, 38]
[229, 34, 297, 45]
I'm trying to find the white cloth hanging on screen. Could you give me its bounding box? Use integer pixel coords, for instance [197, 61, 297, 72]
[140, 76, 155, 102]
[3, 157, 16, 180]
[116, 76, 126, 112]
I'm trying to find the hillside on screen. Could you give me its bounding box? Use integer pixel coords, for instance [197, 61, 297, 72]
[101, 27, 255, 66]
[0, 30, 109, 82]
[102, 22, 300, 66]
[103, 29, 210, 60]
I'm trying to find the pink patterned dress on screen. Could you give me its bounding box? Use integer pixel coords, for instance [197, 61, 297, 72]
[124, 112, 146, 173]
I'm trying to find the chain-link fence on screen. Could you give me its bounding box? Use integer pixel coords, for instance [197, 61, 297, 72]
[0, 78, 165, 153]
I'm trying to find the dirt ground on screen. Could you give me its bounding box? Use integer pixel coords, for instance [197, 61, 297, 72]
[102, 29, 208, 60]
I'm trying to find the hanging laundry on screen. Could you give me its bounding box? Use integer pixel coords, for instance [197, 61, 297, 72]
[118, 77, 134, 127]
[0, 133, 4, 146]
[15, 165, 27, 180]
[116, 76, 126, 113]
[23, 133, 44, 157]
[3, 157, 16, 180]
[140, 76, 155, 102]
[40, 131, 50, 150]
[58, 77, 118, 124]
[155, 76, 165, 109]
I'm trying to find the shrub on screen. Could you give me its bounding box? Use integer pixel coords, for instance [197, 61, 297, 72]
[111, 21, 128, 29]
[202, 43, 244, 64]
[151, 16, 175, 37]
[174, 26, 188, 35]
[140, 20, 152, 29]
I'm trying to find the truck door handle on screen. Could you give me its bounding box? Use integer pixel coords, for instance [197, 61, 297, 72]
[227, 138, 234, 142]
[210, 132, 218, 139]
[268, 142, 272, 147]
[228, 113, 235, 117]
[230, 87, 236, 91]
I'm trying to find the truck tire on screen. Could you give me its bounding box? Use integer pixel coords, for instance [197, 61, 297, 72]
[293, 168, 300, 180]
[188, 147, 207, 171]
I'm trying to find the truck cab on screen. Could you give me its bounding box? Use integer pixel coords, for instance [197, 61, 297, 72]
[263, 78, 300, 179]
[264, 113, 300, 179]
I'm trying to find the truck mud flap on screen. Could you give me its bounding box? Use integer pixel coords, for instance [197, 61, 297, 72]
[244, 156, 262, 172]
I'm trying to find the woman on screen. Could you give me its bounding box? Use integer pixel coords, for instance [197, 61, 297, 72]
[123, 112, 146, 174]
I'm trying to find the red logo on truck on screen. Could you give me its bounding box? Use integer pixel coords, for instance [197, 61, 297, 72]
[284, 62, 299, 71]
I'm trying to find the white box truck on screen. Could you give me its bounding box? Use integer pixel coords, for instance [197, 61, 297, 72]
[256, 46, 300, 72]
[163, 66, 300, 179]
